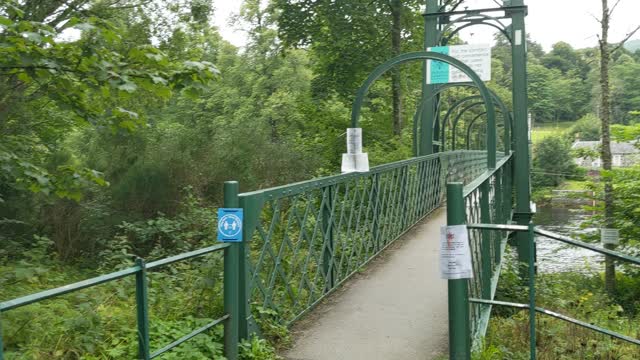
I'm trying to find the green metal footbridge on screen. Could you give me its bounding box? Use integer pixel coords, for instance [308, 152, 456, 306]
[2, 1, 639, 359]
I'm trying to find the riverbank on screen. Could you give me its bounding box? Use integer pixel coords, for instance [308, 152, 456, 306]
[480, 259, 640, 359]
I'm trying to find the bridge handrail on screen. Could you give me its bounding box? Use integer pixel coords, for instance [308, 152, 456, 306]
[463, 153, 512, 198]
[240, 150, 486, 199]
[0, 243, 236, 360]
[458, 223, 640, 357]
[445, 153, 515, 359]
[238, 150, 491, 328]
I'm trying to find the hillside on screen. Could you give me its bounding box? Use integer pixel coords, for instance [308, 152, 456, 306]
[625, 39, 640, 53]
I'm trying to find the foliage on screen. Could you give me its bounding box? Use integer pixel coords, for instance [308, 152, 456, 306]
[532, 135, 579, 187]
[3, 0, 640, 358]
[569, 113, 602, 141]
[484, 251, 640, 359]
[239, 336, 282, 360]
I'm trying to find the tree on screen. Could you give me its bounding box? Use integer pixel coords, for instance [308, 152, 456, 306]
[570, 113, 602, 141]
[532, 135, 578, 187]
[0, 0, 218, 201]
[273, 0, 425, 136]
[596, 0, 640, 294]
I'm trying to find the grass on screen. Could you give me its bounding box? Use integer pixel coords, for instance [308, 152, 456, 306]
[559, 180, 589, 191]
[531, 121, 575, 145]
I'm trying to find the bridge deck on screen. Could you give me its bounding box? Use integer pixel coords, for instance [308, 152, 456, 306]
[283, 208, 448, 360]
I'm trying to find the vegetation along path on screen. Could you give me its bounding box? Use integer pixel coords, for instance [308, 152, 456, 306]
[283, 208, 448, 360]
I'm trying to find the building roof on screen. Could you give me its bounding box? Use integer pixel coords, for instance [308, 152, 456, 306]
[571, 141, 640, 154]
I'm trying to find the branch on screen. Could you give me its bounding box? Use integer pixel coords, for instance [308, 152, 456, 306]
[608, 0, 623, 16]
[611, 25, 640, 53]
[588, 12, 602, 24]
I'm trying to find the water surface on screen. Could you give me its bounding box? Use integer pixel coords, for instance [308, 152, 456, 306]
[534, 206, 602, 273]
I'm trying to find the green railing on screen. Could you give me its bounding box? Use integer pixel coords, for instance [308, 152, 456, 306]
[0, 244, 236, 360]
[447, 174, 640, 360]
[0, 182, 245, 360]
[446, 153, 513, 359]
[239, 150, 489, 327]
[1, 150, 492, 359]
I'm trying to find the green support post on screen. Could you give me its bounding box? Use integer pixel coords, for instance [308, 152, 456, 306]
[322, 185, 335, 292]
[420, 1, 440, 156]
[372, 174, 381, 252]
[401, 165, 409, 229]
[510, 0, 533, 276]
[447, 183, 471, 360]
[223, 182, 241, 360]
[527, 222, 537, 359]
[479, 180, 492, 300]
[135, 258, 151, 360]
[494, 169, 504, 262]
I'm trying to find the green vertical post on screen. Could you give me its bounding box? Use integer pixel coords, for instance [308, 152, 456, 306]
[494, 169, 504, 262]
[479, 180, 492, 299]
[401, 165, 409, 228]
[322, 185, 335, 292]
[447, 183, 471, 360]
[420, 0, 440, 155]
[510, 0, 533, 275]
[135, 258, 151, 360]
[372, 174, 381, 252]
[527, 222, 537, 360]
[223, 182, 240, 360]
[504, 160, 513, 219]
[223, 181, 250, 341]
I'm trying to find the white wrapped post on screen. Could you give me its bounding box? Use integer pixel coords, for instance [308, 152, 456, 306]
[341, 128, 369, 173]
[346, 128, 363, 154]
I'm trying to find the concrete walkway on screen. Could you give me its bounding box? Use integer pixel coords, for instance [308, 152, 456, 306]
[283, 208, 449, 360]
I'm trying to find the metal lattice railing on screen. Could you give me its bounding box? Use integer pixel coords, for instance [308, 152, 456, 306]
[463, 154, 513, 346]
[442, 153, 513, 358]
[239, 150, 489, 325]
[0, 150, 496, 360]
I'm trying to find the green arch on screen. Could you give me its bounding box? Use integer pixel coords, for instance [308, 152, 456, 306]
[350, 51, 497, 168]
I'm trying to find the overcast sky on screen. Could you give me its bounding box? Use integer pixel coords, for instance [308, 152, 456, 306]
[213, 0, 640, 51]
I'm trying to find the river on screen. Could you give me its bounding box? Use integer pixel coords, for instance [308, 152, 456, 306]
[534, 205, 603, 273]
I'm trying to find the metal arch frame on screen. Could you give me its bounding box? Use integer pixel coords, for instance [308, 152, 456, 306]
[438, 14, 511, 45]
[450, 101, 485, 151]
[441, 96, 510, 152]
[445, 96, 512, 152]
[440, 97, 484, 149]
[408, 84, 511, 155]
[465, 111, 507, 150]
[351, 51, 497, 168]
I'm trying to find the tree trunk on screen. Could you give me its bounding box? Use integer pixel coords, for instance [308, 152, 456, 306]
[599, 0, 616, 295]
[390, 0, 403, 136]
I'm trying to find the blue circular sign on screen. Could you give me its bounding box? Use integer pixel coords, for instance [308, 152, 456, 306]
[218, 213, 242, 238]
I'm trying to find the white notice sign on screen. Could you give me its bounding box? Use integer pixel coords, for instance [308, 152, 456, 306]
[427, 44, 492, 84]
[440, 225, 473, 279]
[601, 228, 620, 245]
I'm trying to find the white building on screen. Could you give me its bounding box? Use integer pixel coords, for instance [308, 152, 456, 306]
[572, 141, 640, 168]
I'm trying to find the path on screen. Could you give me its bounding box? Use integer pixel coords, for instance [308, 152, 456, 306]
[283, 208, 449, 360]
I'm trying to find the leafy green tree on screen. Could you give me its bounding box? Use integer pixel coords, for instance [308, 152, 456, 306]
[611, 56, 640, 124]
[273, 0, 425, 136]
[527, 63, 555, 122]
[532, 135, 578, 187]
[0, 0, 218, 201]
[569, 113, 602, 141]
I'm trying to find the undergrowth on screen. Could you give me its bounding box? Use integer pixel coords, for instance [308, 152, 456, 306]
[474, 248, 640, 359]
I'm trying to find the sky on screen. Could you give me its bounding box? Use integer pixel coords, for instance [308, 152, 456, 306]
[212, 0, 640, 52]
